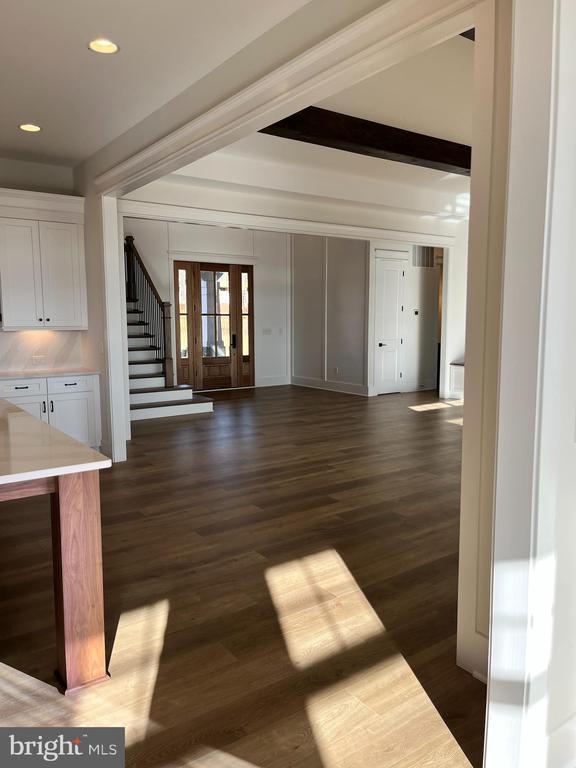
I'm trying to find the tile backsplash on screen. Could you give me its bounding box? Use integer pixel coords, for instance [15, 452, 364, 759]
[0, 330, 84, 372]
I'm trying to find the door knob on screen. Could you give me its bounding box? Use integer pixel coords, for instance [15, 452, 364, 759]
[379, 343, 387, 347]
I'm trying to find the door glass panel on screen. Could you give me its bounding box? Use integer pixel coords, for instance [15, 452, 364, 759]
[216, 315, 230, 357]
[241, 272, 250, 314]
[178, 269, 187, 313]
[242, 315, 249, 356]
[215, 271, 230, 313]
[179, 315, 189, 358]
[201, 271, 215, 313]
[202, 315, 216, 357]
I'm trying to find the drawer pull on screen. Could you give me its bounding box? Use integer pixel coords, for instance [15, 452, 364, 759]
[64, 382, 78, 386]
[42, 401, 46, 414]
[50, 400, 54, 413]
[14, 386, 29, 390]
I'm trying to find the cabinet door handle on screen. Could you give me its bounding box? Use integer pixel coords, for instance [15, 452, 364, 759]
[42, 400, 46, 414]
[38, 318, 43, 322]
[64, 382, 77, 386]
[14, 386, 29, 390]
[50, 400, 54, 413]
[46, 318, 50, 322]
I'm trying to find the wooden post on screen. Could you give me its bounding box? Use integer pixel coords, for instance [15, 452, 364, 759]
[51, 471, 108, 693]
[125, 236, 137, 302]
[163, 301, 175, 387]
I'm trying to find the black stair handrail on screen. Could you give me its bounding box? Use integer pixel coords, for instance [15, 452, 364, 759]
[125, 236, 174, 385]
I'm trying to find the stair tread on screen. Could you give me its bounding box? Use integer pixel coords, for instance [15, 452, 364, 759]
[128, 346, 161, 352]
[127, 309, 144, 313]
[129, 385, 192, 394]
[130, 396, 212, 411]
[129, 373, 166, 380]
[128, 333, 154, 338]
[129, 359, 164, 365]
[127, 321, 149, 326]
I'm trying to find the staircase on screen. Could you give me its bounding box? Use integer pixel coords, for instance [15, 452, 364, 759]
[125, 236, 213, 421]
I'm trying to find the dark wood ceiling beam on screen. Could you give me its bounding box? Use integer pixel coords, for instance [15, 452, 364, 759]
[260, 106, 471, 177]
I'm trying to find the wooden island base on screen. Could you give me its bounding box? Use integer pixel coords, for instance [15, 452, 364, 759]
[0, 399, 110, 694]
[0, 471, 108, 693]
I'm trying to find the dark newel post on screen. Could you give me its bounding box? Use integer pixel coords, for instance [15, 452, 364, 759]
[125, 236, 137, 302]
[163, 302, 175, 387]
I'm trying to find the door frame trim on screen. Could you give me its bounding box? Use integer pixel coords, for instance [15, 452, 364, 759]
[367, 242, 449, 398]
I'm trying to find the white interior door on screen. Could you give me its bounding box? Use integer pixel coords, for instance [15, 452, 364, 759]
[374, 258, 405, 394]
[39, 222, 85, 328]
[0, 218, 44, 329]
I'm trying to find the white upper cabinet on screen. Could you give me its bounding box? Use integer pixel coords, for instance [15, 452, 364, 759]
[0, 218, 87, 330]
[0, 218, 44, 329]
[39, 222, 87, 328]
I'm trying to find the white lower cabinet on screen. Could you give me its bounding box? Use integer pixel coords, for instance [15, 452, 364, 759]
[48, 392, 94, 446]
[0, 373, 101, 448]
[10, 394, 49, 423]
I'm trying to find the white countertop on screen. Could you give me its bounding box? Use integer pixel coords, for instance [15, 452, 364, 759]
[0, 368, 100, 379]
[0, 399, 111, 485]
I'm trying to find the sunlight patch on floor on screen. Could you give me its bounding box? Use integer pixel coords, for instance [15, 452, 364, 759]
[266, 548, 472, 767]
[446, 417, 464, 426]
[265, 549, 384, 670]
[409, 402, 452, 412]
[71, 599, 170, 746]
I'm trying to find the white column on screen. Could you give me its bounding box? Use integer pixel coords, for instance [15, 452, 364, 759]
[457, 0, 513, 678]
[82, 194, 127, 462]
[485, 0, 576, 765]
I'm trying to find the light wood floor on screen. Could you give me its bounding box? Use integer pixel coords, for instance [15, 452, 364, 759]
[0, 386, 485, 767]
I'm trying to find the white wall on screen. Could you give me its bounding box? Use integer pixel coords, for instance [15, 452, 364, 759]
[292, 234, 368, 395]
[123, 217, 291, 388]
[0, 157, 74, 194]
[442, 221, 468, 397]
[292, 234, 325, 383]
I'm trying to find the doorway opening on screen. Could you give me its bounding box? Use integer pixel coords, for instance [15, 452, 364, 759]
[372, 246, 444, 396]
[175, 261, 255, 391]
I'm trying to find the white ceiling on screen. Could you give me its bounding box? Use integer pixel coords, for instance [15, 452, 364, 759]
[319, 35, 474, 145]
[0, 0, 311, 165]
[170, 36, 473, 217]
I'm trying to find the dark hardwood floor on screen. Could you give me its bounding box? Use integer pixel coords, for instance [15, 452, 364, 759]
[0, 386, 485, 767]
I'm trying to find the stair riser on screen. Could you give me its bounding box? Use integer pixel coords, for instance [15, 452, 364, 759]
[129, 376, 165, 389]
[129, 363, 163, 375]
[127, 336, 153, 348]
[130, 402, 213, 421]
[126, 302, 139, 311]
[129, 350, 160, 362]
[130, 390, 194, 405]
[127, 325, 148, 336]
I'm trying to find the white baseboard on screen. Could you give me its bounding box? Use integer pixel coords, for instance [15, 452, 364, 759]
[255, 375, 291, 387]
[442, 389, 464, 400]
[291, 376, 369, 397]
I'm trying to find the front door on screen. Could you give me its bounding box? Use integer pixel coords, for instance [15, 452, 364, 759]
[374, 258, 405, 394]
[175, 261, 255, 391]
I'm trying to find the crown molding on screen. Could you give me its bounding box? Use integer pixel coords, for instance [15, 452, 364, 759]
[118, 198, 456, 247]
[0, 187, 84, 222]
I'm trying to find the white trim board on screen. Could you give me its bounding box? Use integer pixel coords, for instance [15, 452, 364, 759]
[0, 187, 84, 224]
[119, 199, 456, 247]
[291, 376, 369, 397]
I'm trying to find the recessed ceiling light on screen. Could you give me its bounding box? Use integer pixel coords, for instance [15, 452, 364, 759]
[19, 123, 41, 133]
[88, 38, 119, 54]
